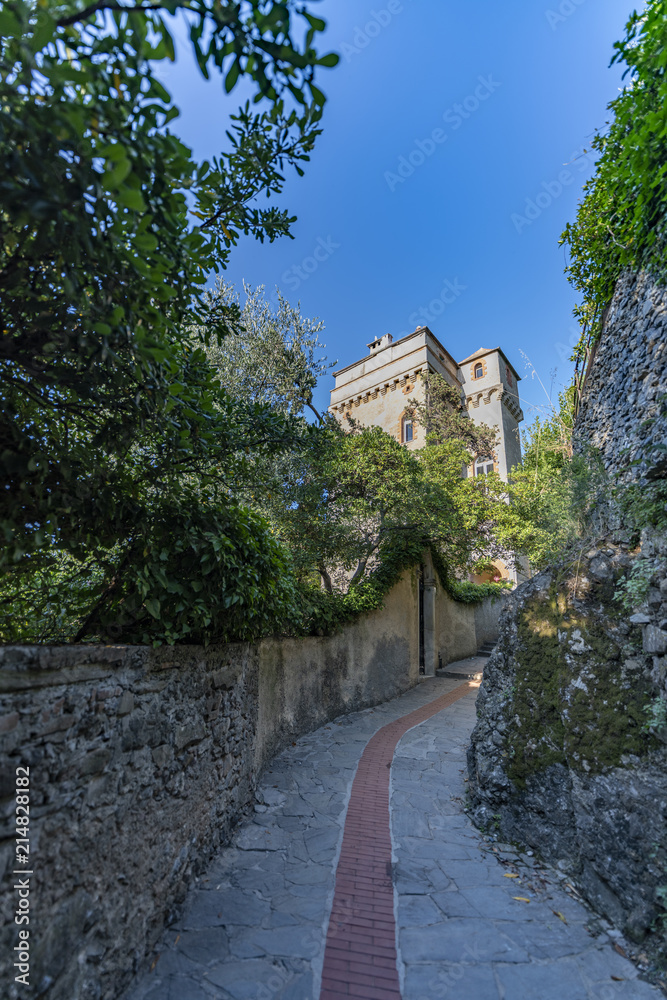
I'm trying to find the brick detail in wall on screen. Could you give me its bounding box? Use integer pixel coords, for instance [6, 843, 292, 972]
[470, 358, 488, 380]
[320, 682, 474, 999]
[397, 408, 417, 444]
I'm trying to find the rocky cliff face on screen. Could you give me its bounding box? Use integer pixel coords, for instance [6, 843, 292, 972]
[468, 270, 667, 954]
[468, 531, 667, 941]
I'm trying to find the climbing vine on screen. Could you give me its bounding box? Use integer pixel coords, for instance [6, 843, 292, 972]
[561, 0, 667, 360]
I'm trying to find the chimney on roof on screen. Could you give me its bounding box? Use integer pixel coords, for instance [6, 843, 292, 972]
[367, 333, 393, 354]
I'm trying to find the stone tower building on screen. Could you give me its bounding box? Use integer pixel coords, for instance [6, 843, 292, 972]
[458, 346, 524, 480]
[328, 326, 525, 583]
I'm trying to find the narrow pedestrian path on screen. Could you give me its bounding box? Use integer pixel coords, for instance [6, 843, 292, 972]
[124, 675, 662, 1000]
[320, 683, 473, 999]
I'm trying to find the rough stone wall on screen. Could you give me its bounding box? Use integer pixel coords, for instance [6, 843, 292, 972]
[467, 269, 667, 956]
[573, 269, 667, 482]
[0, 642, 258, 1000]
[468, 534, 667, 943]
[1, 567, 502, 1000]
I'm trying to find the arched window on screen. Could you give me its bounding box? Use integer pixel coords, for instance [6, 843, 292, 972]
[403, 417, 414, 443]
[474, 362, 483, 379]
[472, 560, 510, 585]
[474, 456, 495, 477]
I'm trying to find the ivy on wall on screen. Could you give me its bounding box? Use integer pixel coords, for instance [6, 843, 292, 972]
[561, 0, 667, 355]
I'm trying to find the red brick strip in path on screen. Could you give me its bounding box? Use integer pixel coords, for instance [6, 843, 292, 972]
[319, 682, 474, 1000]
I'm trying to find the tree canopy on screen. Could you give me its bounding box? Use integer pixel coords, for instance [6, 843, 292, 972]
[251, 372, 510, 602]
[0, 0, 338, 643]
[203, 278, 335, 418]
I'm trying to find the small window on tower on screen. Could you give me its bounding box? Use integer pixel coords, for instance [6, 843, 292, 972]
[474, 456, 495, 477]
[403, 418, 414, 443]
[474, 363, 483, 379]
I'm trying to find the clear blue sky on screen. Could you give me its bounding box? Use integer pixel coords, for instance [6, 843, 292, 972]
[160, 0, 634, 426]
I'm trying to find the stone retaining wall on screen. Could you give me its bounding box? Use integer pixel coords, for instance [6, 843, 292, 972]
[573, 269, 667, 482]
[467, 535, 667, 944]
[436, 594, 480, 665]
[0, 568, 500, 1000]
[467, 269, 667, 957]
[255, 570, 418, 769]
[0, 641, 258, 1000]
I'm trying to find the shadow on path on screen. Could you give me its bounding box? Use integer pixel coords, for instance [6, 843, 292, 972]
[123, 672, 661, 1000]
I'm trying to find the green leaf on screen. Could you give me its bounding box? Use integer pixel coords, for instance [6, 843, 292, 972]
[0, 8, 21, 35]
[225, 59, 241, 93]
[104, 157, 132, 188]
[303, 13, 326, 31]
[145, 598, 161, 618]
[317, 52, 339, 68]
[98, 142, 127, 162]
[116, 186, 147, 212]
[33, 11, 56, 49]
[309, 83, 325, 106]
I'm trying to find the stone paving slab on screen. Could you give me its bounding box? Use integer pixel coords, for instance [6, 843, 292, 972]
[320, 681, 475, 1000]
[437, 655, 487, 680]
[122, 673, 663, 1000]
[391, 685, 662, 1000]
[123, 678, 465, 1000]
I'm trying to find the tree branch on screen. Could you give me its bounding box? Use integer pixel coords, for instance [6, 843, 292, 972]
[318, 563, 333, 593]
[347, 558, 368, 590]
[305, 399, 323, 424]
[72, 565, 123, 641]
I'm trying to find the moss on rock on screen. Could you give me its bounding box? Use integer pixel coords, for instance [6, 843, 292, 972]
[506, 562, 655, 787]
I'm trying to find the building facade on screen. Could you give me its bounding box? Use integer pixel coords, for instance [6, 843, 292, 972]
[328, 326, 525, 584]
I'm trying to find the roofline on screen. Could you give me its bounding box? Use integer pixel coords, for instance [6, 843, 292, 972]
[332, 326, 459, 379]
[332, 329, 423, 378]
[422, 327, 460, 371]
[458, 346, 521, 382]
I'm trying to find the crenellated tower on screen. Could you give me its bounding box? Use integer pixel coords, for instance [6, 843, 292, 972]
[458, 347, 524, 480]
